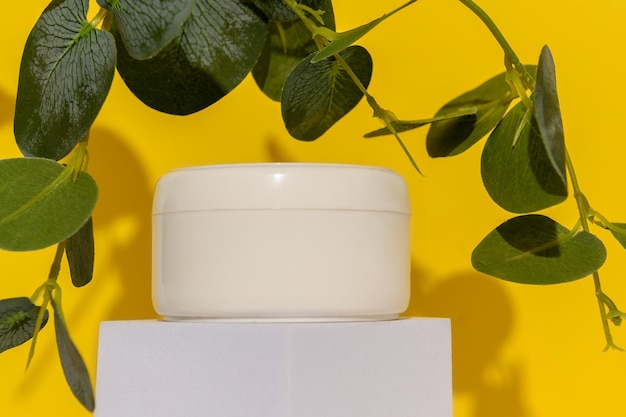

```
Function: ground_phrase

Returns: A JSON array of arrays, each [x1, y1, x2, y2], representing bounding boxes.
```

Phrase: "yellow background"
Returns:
[[1, 0, 626, 415]]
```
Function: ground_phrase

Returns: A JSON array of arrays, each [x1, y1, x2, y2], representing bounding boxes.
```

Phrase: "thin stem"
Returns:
[[334, 53, 423, 174], [565, 150, 618, 349], [27, 241, 67, 370], [457, 0, 533, 88], [283, 0, 319, 33]]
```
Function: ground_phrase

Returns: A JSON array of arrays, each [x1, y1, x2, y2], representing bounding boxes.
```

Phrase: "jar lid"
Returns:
[[153, 163, 410, 214]]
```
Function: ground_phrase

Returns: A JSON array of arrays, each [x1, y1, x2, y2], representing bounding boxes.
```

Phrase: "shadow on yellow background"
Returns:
[[0, 88, 11, 127], [408, 267, 529, 416], [88, 127, 155, 321]]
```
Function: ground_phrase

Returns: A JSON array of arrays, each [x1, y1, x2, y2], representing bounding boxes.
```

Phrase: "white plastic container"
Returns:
[[152, 163, 411, 321]]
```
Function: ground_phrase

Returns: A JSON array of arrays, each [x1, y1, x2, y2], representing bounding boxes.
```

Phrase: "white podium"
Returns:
[[95, 318, 451, 417]]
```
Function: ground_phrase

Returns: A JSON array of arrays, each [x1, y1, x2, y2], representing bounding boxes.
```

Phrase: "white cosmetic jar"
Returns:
[[152, 163, 411, 321]]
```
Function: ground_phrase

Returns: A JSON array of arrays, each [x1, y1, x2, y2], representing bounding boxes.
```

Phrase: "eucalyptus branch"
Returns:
[[283, 0, 423, 173]]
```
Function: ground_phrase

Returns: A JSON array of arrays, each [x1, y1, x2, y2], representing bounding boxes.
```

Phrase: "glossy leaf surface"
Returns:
[[282, 45, 372, 141], [98, 0, 195, 59], [52, 299, 94, 411], [426, 66, 536, 157], [534, 45, 566, 185], [472, 214, 606, 285], [114, 0, 267, 115], [0, 158, 98, 251], [481, 100, 567, 213], [14, 0, 115, 160], [65, 217, 94, 287], [0, 297, 49, 354], [253, 0, 335, 101]]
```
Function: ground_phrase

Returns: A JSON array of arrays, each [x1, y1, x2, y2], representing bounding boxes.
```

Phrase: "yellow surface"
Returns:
[[1, 0, 626, 416]]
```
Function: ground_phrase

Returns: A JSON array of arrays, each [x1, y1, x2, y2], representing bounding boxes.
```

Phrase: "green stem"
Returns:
[[334, 54, 423, 174], [565, 150, 617, 350], [27, 241, 67, 370], [283, 0, 320, 33], [457, 0, 533, 88], [88, 7, 109, 29], [587, 209, 626, 236]]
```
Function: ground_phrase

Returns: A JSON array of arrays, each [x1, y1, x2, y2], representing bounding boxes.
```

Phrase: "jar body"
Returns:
[[151, 163, 411, 321]]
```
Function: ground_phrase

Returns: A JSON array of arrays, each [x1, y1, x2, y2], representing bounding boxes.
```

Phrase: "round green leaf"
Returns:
[[0, 158, 98, 251], [114, 0, 268, 115], [535, 45, 566, 185], [14, 0, 115, 160], [281, 45, 372, 141], [0, 297, 49, 354], [472, 214, 606, 285], [426, 66, 537, 158], [253, 0, 335, 101], [481, 100, 567, 213], [98, 0, 195, 59]]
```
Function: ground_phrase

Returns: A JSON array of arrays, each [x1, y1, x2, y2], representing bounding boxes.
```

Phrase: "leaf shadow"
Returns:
[[406, 264, 531, 417], [88, 126, 155, 320], [497, 214, 560, 258], [0, 88, 13, 128]]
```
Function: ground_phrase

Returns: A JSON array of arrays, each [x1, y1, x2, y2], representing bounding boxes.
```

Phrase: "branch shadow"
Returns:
[[407, 265, 531, 417]]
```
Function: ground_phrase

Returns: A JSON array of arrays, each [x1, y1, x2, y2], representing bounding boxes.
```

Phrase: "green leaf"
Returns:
[[481, 100, 567, 213], [363, 108, 477, 138], [250, 0, 325, 22], [253, 0, 335, 101], [472, 214, 606, 285], [0, 158, 98, 251], [0, 298, 49, 354], [14, 0, 115, 160], [51, 298, 95, 412], [311, 0, 416, 63], [65, 217, 94, 287], [282, 45, 372, 141], [426, 66, 537, 158], [113, 0, 268, 115], [97, 0, 195, 59], [534, 45, 567, 185]]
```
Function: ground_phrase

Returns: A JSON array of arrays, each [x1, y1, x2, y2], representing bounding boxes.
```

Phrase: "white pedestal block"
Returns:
[[95, 318, 451, 417]]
